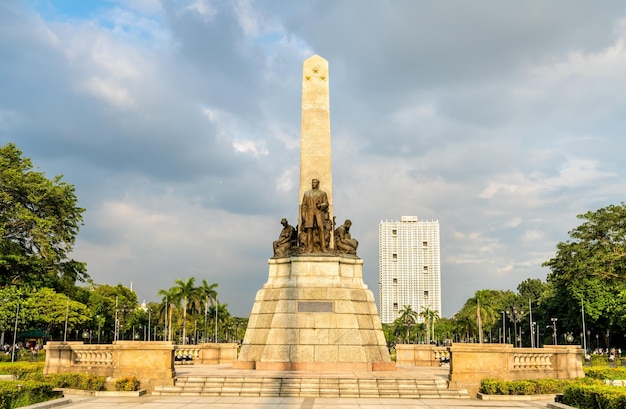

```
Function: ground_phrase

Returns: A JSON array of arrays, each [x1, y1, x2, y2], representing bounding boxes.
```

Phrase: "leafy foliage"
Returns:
[[114, 376, 140, 391], [563, 383, 626, 409], [0, 380, 58, 409], [543, 203, 626, 347], [480, 377, 581, 395], [0, 143, 87, 292]]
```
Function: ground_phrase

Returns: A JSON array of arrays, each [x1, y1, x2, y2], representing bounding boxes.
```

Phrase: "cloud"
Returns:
[[3, 0, 626, 318]]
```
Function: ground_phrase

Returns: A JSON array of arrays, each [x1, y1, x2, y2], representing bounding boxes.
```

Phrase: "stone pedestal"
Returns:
[[237, 255, 394, 371]]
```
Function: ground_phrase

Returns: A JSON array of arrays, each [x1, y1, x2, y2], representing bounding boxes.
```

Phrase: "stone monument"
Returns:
[[236, 55, 394, 371]]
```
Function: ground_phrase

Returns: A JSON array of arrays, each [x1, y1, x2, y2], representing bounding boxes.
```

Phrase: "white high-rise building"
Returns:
[[379, 216, 441, 324]]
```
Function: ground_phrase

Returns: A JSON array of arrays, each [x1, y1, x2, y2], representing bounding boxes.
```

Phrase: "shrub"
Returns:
[[563, 383, 626, 409], [584, 366, 626, 380], [0, 380, 58, 409], [479, 378, 579, 395], [39, 373, 106, 391], [114, 377, 140, 391], [0, 363, 44, 380]]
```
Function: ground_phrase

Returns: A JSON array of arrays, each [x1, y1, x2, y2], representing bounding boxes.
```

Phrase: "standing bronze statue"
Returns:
[[335, 219, 358, 255], [301, 178, 329, 253], [273, 218, 296, 257]]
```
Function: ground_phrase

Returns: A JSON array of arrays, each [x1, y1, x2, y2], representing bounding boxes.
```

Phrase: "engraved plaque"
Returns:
[[297, 301, 333, 313]]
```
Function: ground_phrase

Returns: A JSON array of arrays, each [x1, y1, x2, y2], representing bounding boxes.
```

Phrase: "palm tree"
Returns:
[[209, 303, 230, 342], [172, 277, 196, 345], [472, 290, 499, 343], [420, 306, 439, 344], [197, 280, 218, 342], [398, 305, 418, 343], [156, 287, 177, 342]]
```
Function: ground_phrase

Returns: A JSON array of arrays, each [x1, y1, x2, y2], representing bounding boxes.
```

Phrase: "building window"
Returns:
[[392, 253, 397, 260], [424, 291, 429, 298], [393, 303, 398, 309], [392, 278, 397, 284], [423, 241, 428, 246], [392, 229, 397, 235]]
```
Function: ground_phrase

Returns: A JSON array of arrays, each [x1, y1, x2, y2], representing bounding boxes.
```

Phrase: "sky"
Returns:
[[2, 0, 626, 318]]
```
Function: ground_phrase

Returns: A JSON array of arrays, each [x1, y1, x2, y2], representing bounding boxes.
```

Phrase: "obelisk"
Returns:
[[236, 56, 393, 372], [299, 55, 333, 248]]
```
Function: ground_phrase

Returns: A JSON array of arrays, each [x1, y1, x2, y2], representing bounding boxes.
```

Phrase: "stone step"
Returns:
[[152, 375, 470, 399]]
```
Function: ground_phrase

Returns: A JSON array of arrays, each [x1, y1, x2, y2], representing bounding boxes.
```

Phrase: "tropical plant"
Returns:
[[397, 305, 418, 343]]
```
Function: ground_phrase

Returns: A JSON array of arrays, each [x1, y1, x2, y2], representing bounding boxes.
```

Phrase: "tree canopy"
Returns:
[[0, 143, 87, 291], [543, 203, 626, 342]]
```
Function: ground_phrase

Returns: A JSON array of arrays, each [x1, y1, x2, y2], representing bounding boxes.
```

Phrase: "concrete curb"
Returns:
[[477, 393, 557, 401], [16, 397, 72, 409]]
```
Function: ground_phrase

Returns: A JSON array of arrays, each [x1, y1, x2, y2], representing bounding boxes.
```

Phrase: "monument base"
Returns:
[[237, 255, 394, 371]]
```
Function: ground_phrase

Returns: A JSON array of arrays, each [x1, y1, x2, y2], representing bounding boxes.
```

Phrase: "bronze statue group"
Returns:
[[273, 179, 358, 258]]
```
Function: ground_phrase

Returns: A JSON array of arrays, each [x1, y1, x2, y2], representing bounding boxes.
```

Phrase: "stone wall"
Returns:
[[395, 344, 449, 366], [447, 343, 584, 396], [174, 343, 238, 364], [44, 341, 238, 391]]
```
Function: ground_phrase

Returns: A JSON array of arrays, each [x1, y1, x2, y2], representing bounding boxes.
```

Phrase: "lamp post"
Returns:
[[550, 318, 558, 345], [214, 297, 218, 343], [11, 302, 20, 363], [528, 299, 534, 348], [581, 302, 587, 353], [63, 296, 69, 342], [204, 298, 208, 343], [507, 307, 524, 347], [501, 311, 506, 344], [96, 315, 101, 344], [535, 322, 540, 348]]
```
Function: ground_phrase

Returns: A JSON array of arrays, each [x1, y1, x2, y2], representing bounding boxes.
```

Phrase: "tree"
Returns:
[[198, 280, 218, 342], [543, 203, 626, 346], [420, 307, 439, 344], [0, 143, 87, 291], [0, 286, 22, 345], [172, 277, 196, 345], [209, 303, 230, 342], [25, 287, 90, 339], [397, 305, 418, 343], [157, 287, 177, 342]]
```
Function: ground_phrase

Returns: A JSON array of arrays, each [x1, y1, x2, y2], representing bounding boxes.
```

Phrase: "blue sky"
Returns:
[[2, 0, 626, 318]]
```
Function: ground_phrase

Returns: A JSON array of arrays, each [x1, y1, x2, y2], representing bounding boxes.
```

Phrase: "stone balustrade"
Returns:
[[44, 341, 238, 391], [174, 343, 238, 365], [395, 344, 449, 366], [447, 343, 584, 397], [394, 343, 584, 397]]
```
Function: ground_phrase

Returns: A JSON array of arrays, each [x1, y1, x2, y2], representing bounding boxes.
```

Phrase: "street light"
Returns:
[[580, 301, 587, 353], [501, 311, 506, 344], [550, 318, 558, 345], [507, 307, 524, 347], [11, 302, 20, 363], [214, 297, 219, 343], [96, 315, 101, 344]]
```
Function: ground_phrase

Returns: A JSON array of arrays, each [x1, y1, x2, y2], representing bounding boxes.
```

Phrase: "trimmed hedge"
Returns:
[[562, 383, 626, 409], [479, 378, 582, 395], [0, 363, 44, 380], [584, 366, 626, 381], [0, 380, 59, 409], [24, 373, 106, 391]]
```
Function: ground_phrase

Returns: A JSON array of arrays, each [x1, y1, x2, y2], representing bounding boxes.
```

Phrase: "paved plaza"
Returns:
[[58, 394, 557, 409], [46, 364, 560, 409]]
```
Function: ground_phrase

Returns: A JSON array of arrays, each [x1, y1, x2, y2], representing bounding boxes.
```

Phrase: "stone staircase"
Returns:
[[152, 375, 470, 399]]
